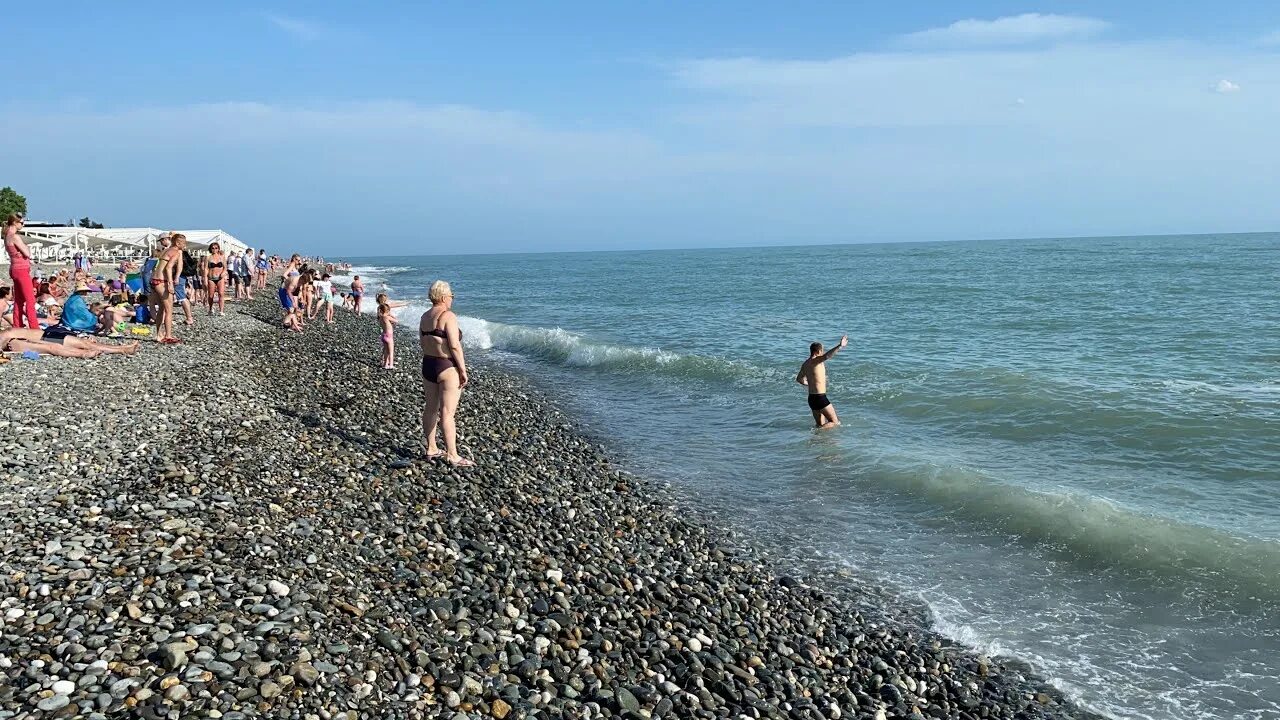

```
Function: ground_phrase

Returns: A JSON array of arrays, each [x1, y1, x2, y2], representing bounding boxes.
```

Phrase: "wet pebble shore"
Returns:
[[0, 293, 1105, 719]]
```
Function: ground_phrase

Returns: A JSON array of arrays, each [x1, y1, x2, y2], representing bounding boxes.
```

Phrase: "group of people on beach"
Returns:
[[1, 213, 290, 356], [2, 213, 141, 358]]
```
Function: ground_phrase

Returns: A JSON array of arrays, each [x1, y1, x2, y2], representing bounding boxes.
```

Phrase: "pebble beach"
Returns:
[[0, 292, 1107, 720]]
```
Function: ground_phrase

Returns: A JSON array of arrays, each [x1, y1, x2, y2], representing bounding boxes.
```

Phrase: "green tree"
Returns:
[[0, 186, 26, 219], [78, 216, 105, 229]]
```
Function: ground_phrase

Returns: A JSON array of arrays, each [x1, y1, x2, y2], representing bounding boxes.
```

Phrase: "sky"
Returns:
[[4, 1, 1280, 255]]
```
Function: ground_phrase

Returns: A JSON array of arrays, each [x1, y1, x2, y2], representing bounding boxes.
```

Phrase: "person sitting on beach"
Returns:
[[796, 334, 849, 429], [378, 301, 396, 370], [351, 275, 365, 313], [0, 327, 139, 358], [58, 281, 100, 333], [419, 280, 473, 467], [0, 286, 11, 329]]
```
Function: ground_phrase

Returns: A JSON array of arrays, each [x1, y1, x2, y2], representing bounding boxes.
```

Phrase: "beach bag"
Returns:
[[134, 305, 150, 323]]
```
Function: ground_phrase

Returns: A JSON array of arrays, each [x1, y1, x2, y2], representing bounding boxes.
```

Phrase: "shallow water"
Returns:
[[339, 233, 1280, 720]]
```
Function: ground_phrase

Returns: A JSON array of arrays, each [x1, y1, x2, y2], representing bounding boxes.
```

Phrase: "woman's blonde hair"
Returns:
[[428, 280, 452, 303], [4, 213, 22, 227]]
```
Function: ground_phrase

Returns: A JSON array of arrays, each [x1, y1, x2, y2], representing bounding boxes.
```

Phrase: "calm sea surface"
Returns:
[[338, 234, 1280, 720]]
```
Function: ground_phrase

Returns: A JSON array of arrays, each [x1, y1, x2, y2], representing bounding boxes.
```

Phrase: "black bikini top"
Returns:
[[208, 262, 224, 269], [421, 312, 461, 339]]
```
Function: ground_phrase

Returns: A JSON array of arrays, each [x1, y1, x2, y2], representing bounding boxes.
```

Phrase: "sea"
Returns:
[[333, 233, 1280, 720]]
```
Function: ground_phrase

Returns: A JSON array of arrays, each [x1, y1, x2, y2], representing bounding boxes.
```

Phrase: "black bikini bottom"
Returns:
[[422, 356, 455, 384]]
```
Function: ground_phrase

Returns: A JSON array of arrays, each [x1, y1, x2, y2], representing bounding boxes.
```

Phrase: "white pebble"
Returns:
[[686, 637, 703, 652], [267, 580, 289, 597], [52, 679, 75, 695]]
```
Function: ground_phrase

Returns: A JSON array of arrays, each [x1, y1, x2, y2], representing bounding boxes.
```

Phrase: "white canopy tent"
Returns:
[[4, 227, 249, 264]]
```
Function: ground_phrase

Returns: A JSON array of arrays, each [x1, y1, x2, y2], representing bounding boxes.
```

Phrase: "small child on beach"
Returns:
[[378, 302, 396, 369]]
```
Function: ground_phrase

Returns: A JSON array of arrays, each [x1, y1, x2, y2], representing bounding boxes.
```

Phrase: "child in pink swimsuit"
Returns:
[[378, 302, 396, 369]]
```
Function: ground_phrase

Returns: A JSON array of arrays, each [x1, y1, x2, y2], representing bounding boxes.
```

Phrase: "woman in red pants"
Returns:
[[4, 214, 39, 329]]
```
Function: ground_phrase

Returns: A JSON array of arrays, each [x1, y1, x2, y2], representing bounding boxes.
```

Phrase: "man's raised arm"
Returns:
[[822, 334, 849, 361]]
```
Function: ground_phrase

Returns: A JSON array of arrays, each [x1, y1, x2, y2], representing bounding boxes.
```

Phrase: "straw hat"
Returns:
[[74, 281, 90, 293]]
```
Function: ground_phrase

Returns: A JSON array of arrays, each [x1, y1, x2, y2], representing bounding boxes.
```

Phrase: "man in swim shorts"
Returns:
[[796, 334, 848, 429]]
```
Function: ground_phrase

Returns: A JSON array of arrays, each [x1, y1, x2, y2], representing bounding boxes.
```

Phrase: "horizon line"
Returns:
[[318, 228, 1279, 261]]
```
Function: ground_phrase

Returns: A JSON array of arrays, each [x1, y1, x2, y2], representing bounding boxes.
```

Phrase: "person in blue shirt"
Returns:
[[59, 282, 100, 333]]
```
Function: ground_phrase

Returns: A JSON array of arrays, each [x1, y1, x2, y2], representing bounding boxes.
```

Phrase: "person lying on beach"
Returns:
[[0, 327, 139, 358], [796, 334, 848, 429]]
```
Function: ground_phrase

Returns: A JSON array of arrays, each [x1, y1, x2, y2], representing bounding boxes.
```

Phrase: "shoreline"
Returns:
[[0, 291, 1107, 719]]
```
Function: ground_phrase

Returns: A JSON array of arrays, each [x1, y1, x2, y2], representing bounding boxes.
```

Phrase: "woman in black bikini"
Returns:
[[202, 242, 228, 316], [419, 280, 473, 467]]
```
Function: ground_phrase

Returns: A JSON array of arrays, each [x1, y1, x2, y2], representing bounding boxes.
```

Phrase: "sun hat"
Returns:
[[74, 281, 90, 292]]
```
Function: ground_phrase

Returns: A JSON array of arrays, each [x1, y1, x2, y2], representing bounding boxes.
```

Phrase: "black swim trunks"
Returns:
[[41, 327, 72, 344], [807, 393, 831, 411]]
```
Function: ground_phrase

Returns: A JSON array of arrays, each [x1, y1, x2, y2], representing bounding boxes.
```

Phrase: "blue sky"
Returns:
[[5, 2, 1280, 255]]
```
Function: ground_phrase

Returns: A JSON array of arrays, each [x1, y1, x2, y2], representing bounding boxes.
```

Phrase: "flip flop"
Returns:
[[424, 451, 446, 460], [447, 457, 476, 468]]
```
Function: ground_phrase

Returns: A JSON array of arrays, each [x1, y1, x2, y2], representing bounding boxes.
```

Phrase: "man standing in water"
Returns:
[[796, 334, 848, 429]]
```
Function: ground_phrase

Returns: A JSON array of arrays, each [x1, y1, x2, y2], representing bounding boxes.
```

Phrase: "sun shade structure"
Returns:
[[5, 227, 249, 263]]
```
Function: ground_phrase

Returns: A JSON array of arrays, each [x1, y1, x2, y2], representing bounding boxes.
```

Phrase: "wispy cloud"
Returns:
[[263, 12, 323, 41], [901, 13, 1109, 47], [1214, 79, 1241, 94]]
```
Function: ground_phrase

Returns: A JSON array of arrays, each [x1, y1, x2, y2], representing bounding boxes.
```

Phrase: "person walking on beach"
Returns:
[[420, 280, 473, 467], [351, 275, 365, 313], [238, 250, 255, 300], [4, 214, 40, 330], [796, 334, 848, 429]]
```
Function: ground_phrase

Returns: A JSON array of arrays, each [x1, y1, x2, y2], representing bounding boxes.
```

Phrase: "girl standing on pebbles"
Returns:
[[419, 280, 473, 467], [378, 301, 396, 369]]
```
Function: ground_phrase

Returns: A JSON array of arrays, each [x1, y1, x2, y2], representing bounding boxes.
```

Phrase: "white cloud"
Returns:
[[263, 13, 323, 41], [670, 43, 1278, 130], [901, 13, 1109, 47], [1214, 79, 1241, 94]]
